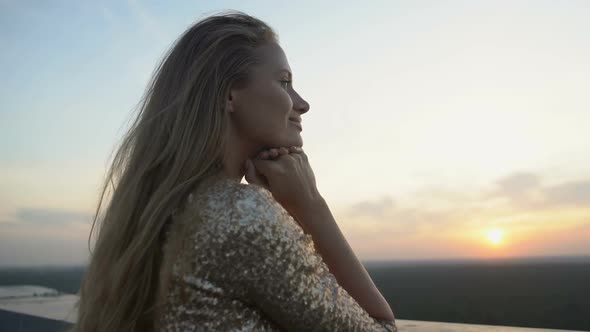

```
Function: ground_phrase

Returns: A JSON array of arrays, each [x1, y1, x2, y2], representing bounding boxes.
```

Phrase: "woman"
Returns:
[[72, 10, 397, 331]]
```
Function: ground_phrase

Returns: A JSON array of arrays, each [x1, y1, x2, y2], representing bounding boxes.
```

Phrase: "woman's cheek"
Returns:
[[282, 89, 294, 110], [272, 83, 293, 112]]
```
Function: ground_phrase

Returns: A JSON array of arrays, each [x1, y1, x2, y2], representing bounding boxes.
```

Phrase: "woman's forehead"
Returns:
[[254, 43, 291, 74]]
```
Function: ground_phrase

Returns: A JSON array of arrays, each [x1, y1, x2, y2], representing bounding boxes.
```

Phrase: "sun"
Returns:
[[487, 228, 503, 244]]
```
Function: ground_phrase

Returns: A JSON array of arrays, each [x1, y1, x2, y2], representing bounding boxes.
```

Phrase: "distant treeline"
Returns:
[[1, 261, 589, 330], [368, 261, 590, 331]]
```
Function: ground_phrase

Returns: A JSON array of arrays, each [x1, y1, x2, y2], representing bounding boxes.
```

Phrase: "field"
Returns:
[[366, 256, 590, 330], [1, 256, 589, 331]]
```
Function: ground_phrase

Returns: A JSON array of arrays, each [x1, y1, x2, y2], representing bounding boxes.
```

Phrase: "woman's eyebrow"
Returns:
[[276, 69, 292, 79]]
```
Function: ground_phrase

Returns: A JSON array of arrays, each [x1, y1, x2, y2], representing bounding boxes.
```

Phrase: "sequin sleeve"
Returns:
[[212, 183, 397, 332]]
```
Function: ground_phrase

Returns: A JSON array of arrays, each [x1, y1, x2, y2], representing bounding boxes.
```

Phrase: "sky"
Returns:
[[1, 0, 589, 266]]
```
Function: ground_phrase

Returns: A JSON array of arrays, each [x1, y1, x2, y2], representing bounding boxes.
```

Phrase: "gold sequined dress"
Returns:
[[157, 174, 397, 331]]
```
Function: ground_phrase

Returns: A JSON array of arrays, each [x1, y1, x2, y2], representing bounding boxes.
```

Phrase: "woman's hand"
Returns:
[[243, 146, 292, 191], [244, 146, 323, 229]]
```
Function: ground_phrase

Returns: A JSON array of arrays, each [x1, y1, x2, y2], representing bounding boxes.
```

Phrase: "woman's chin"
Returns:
[[289, 134, 303, 147], [276, 135, 302, 148]]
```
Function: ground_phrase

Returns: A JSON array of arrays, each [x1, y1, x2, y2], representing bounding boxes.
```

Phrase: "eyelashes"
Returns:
[[279, 80, 292, 89]]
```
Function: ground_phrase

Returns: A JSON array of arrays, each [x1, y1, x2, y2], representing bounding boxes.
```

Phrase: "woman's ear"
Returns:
[[227, 78, 249, 113], [226, 90, 236, 113]]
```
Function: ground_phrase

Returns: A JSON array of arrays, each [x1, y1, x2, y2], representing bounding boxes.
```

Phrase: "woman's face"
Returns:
[[228, 42, 310, 151]]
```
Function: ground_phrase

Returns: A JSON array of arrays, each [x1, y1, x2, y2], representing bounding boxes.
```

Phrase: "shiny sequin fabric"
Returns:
[[157, 174, 397, 331]]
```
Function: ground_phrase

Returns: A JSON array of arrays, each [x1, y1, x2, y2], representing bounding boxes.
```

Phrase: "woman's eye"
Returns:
[[279, 80, 292, 88]]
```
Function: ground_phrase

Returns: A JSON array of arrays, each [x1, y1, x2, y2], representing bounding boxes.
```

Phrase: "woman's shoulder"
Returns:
[[192, 176, 273, 207], [179, 176, 281, 228], [195, 178, 308, 244]]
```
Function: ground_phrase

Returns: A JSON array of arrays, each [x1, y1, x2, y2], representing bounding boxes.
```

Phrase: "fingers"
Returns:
[[251, 157, 285, 176], [244, 159, 269, 189], [278, 147, 289, 155], [257, 146, 303, 160], [269, 149, 279, 158], [258, 150, 270, 160]]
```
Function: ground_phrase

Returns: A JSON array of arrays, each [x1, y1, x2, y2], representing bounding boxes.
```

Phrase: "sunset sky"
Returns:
[[1, 0, 589, 266]]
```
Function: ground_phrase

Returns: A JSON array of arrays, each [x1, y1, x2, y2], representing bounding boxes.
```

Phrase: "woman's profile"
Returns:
[[71, 10, 397, 331]]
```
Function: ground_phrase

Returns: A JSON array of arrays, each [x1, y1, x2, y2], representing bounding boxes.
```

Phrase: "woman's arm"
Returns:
[[246, 147, 395, 324], [292, 197, 395, 322], [216, 184, 396, 331]]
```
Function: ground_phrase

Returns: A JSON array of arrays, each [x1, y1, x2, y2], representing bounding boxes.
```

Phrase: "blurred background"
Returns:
[[1, 1, 589, 330]]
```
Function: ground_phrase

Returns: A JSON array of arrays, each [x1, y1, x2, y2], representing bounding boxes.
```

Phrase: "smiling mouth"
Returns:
[[289, 120, 302, 131]]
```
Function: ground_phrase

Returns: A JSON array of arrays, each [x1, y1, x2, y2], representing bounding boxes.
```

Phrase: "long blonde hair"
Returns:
[[70, 10, 277, 331]]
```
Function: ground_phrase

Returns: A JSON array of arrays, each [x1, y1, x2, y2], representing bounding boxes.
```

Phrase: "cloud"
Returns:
[[336, 172, 590, 260], [340, 195, 467, 238], [15, 207, 92, 225], [484, 171, 590, 209], [348, 195, 395, 218], [544, 180, 590, 206], [0, 235, 90, 266], [494, 172, 542, 195], [338, 171, 590, 239]]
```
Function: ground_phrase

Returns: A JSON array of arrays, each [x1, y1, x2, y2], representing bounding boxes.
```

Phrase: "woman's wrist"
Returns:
[[291, 195, 328, 232], [299, 200, 395, 321]]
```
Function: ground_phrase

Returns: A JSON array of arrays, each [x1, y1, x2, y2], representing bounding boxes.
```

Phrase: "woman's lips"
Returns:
[[289, 120, 302, 131]]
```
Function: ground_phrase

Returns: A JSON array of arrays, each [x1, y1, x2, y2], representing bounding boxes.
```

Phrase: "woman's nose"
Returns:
[[294, 96, 310, 115]]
